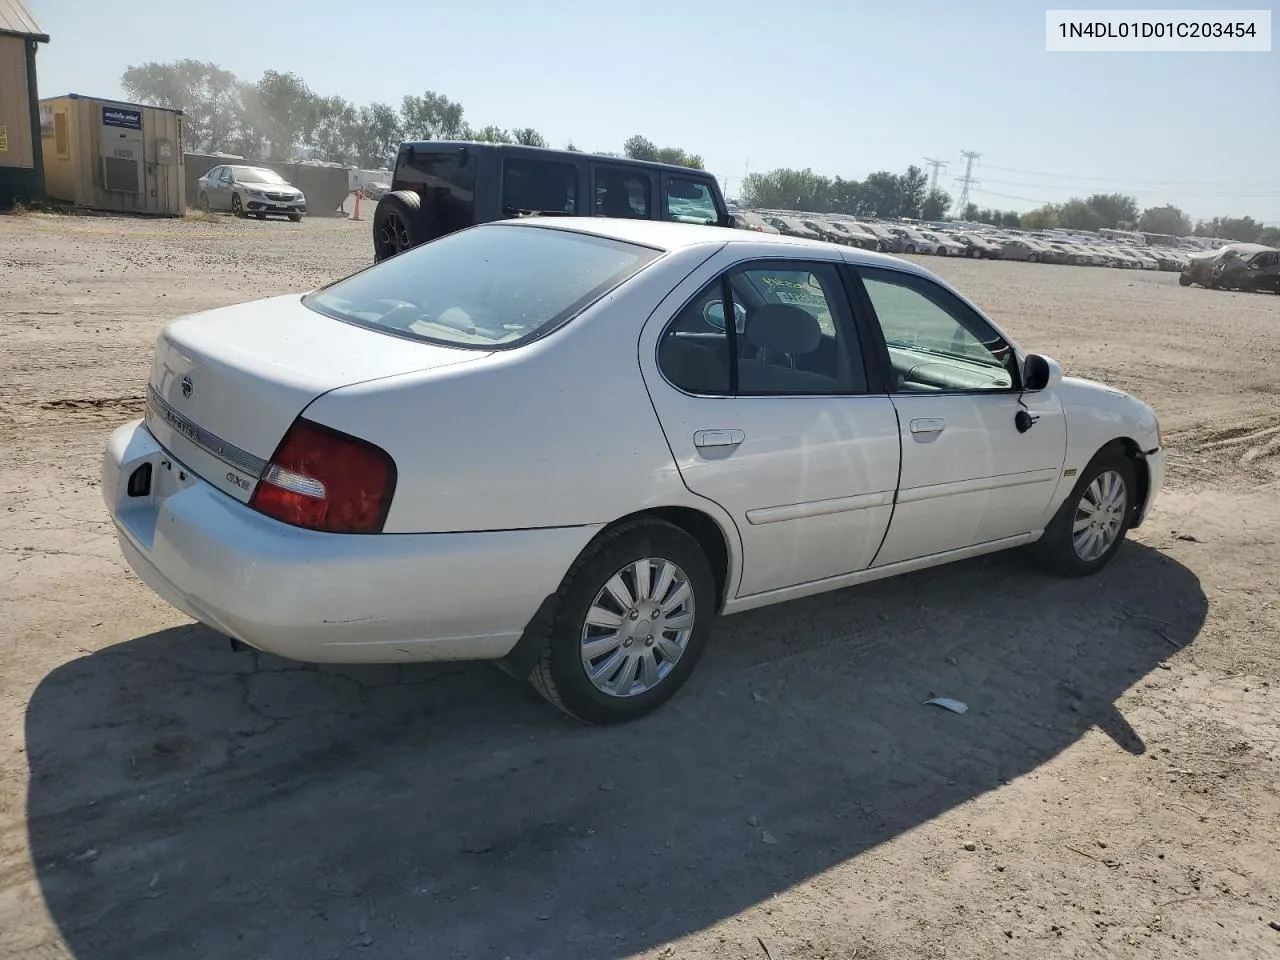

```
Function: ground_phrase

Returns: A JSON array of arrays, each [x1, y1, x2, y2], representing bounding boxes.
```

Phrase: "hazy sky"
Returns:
[[28, 0, 1279, 223]]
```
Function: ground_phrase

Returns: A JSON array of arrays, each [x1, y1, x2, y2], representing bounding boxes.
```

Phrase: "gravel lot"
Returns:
[[1, 212, 1278, 960]]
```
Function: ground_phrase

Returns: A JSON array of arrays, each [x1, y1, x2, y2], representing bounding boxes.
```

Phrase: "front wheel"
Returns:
[[231, 194, 246, 218], [969, 247, 982, 259], [530, 519, 716, 724], [1178, 274, 1192, 286], [1030, 449, 1136, 577], [904, 245, 916, 255], [288, 213, 303, 222], [936, 246, 948, 256]]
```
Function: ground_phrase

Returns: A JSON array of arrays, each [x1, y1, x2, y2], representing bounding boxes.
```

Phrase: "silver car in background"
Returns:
[[196, 165, 308, 222]]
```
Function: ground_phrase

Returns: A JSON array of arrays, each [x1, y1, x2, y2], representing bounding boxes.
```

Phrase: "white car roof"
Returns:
[[501, 217, 925, 273]]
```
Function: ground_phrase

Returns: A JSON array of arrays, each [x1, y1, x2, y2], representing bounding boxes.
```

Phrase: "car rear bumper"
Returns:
[[103, 420, 600, 664]]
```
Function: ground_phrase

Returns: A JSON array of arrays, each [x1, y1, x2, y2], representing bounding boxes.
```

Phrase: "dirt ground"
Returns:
[[1, 211, 1278, 960]]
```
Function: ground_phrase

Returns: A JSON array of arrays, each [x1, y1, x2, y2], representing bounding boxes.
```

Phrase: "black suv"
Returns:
[[371, 141, 733, 262]]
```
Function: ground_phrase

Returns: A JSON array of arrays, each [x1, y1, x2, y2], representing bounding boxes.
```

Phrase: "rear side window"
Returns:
[[665, 178, 719, 225], [502, 158, 579, 216], [303, 224, 660, 350]]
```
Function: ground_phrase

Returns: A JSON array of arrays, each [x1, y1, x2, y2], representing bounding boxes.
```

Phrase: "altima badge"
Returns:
[[180, 375, 193, 399]]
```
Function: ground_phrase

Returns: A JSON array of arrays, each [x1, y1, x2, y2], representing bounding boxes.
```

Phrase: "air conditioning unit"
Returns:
[[102, 155, 140, 193]]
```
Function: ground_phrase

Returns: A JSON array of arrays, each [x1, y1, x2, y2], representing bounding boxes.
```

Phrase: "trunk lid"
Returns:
[[145, 293, 488, 502]]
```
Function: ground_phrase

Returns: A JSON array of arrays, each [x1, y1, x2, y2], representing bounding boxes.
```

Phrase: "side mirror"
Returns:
[[1023, 353, 1062, 391]]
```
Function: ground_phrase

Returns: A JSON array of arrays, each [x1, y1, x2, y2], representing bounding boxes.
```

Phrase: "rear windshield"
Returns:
[[302, 224, 661, 349]]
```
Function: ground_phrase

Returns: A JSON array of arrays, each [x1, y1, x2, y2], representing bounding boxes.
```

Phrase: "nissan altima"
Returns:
[[103, 219, 1164, 723]]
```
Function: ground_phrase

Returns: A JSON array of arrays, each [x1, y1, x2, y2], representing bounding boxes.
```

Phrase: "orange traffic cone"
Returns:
[[350, 191, 363, 221]]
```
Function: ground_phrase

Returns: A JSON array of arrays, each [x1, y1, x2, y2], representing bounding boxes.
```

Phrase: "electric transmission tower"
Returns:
[[951, 150, 982, 218], [923, 157, 948, 195]]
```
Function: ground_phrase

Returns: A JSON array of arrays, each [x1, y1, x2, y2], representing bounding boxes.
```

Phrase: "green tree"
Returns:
[[1085, 193, 1139, 229], [899, 165, 928, 219], [352, 102, 403, 169], [961, 202, 980, 221], [121, 59, 240, 152], [1259, 227, 1280, 247], [1021, 205, 1061, 229], [307, 96, 358, 164], [740, 168, 833, 211], [512, 127, 547, 147], [921, 189, 952, 221], [255, 70, 316, 159], [859, 171, 903, 218], [1195, 215, 1264, 242], [467, 124, 513, 143], [400, 91, 466, 141], [1137, 204, 1192, 236], [623, 134, 703, 169], [1057, 198, 1103, 230], [1001, 211, 1022, 228]]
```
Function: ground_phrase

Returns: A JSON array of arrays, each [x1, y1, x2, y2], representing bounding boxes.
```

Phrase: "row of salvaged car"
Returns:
[[734, 210, 1195, 272]]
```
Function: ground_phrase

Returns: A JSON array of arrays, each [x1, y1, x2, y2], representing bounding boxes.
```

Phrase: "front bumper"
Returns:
[[245, 195, 307, 215], [1136, 446, 1165, 527], [102, 420, 599, 663]]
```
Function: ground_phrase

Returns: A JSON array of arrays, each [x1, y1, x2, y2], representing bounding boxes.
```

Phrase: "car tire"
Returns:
[[231, 194, 246, 218], [905, 245, 916, 255], [937, 246, 948, 256], [372, 191, 427, 263], [289, 214, 303, 222], [1029, 446, 1137, 578], [969, 247, 982, 259], [529, 518, 716, 724], [198, 192, 210, 213], [1178, 274, 1192, 286], [1029, 253, 1040, 263], [254, 212, 266, 220]]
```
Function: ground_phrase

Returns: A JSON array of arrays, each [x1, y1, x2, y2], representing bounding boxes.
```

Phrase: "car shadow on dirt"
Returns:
[[25, 541, 1205, 959]]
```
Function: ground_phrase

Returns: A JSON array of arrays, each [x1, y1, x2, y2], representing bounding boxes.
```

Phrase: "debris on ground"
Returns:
[[924, 697, 968, 714]]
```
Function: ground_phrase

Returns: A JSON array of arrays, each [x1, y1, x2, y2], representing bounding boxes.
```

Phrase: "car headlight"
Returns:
[[248, 189, 266, 198]]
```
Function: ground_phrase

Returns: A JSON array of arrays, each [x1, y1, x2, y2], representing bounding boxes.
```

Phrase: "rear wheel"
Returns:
[[1030, 448, 1136, 577], [529, 519, 716, 724], [1029, 253, 1040, 263], [372, 191, 427, 262], [198, 192, 210, 213], [1178, 273, 1192, 286], [969, 247, 982, 259], [904, 245, 916, 255]]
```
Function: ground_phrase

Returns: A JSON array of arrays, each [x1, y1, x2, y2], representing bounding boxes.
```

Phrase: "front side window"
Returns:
[[665, 178, 719, 225], [304, 224, 659, 349], [657, 261, 867, 396], [502, 158, 578, 216], [857, 268, 1017, 393]]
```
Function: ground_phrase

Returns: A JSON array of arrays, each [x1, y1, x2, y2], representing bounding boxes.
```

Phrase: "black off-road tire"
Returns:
[[529, 518, 716, 724], [1029, 446, 1137, 578], [372, 191, 427, 262]]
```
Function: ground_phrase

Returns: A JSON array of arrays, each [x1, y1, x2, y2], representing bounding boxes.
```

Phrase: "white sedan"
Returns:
[[103, 219, 1165, 724]]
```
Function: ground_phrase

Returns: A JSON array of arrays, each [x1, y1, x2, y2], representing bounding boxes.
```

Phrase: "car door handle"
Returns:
[[909, 418, 946, 436], [694, 429, 745, 449]]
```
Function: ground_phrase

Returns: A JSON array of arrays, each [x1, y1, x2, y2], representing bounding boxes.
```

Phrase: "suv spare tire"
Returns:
[[372, 191, 428, 263]]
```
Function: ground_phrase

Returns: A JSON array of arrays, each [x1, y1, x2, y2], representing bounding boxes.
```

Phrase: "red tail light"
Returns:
[[249, 419, 396, 533]]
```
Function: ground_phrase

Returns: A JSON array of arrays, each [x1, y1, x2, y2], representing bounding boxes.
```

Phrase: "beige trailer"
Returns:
[[40, 94, 184, 215]]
